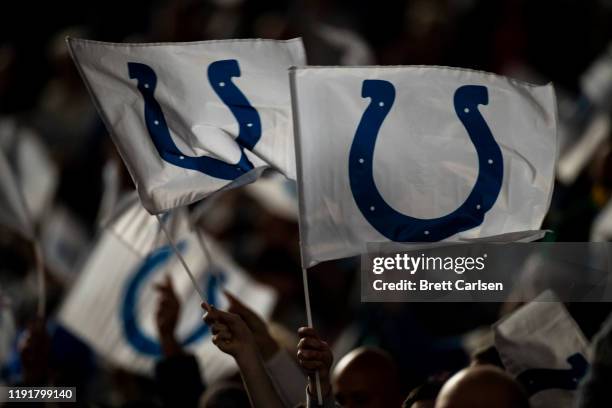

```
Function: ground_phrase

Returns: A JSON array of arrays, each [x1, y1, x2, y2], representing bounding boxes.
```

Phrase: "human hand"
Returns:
[[154, 275, 181, 356], [202, 303, 258, 363], [297, 327, 333, 397], [225, 290, 280, 361]]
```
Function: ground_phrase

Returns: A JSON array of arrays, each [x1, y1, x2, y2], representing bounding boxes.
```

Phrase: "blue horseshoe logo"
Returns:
[[516, 353, 589, 396], [349, 80, 503, 242], [128, 59, 262, 180], [120, 241, 223, 356]]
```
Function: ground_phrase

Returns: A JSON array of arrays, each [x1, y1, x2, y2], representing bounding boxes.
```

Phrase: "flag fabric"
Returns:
[[591, 201, 612, 242], [0, 295, 16, 385], [58, 196, 277, 383], [0, 120, 58, 222], [290, 66, 557, 267], [494, 291, 590, 408], [0, 149, 34, 240], [67, 37, 306, 214]]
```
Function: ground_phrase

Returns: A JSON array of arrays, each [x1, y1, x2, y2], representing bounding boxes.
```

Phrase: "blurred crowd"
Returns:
[[1, 0, 612, 407]]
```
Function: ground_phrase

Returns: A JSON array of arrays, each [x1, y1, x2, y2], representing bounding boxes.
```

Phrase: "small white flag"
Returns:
[[494, 291, 590, 408], [68, 37, 306, 214], [290, 66, 557, 266], [58, 197, 276, 382]]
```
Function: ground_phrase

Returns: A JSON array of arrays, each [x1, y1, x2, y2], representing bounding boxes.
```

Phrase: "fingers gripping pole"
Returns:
[[302, 267, 323, 405], [156, 214, 206, 302]]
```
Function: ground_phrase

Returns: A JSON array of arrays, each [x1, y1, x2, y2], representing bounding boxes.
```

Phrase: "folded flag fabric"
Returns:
[[68, 37, 306, 214], [58, 196, 276, 382], [494, 291, 590, 408], [290, 66, 557, 267]]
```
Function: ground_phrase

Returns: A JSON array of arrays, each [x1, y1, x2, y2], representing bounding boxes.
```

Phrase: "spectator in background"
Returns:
[[331, 346, 404, 408], [402, 379, 444, 408], [434, 365, 529, 408]]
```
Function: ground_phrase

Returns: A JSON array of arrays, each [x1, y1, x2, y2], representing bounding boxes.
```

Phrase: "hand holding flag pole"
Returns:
[[302, 266, 324, 405]]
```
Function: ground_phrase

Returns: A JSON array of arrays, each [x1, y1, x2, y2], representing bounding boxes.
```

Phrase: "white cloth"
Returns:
[[494, 291, 590, 408], [58, 198, 277, 383], [68, 37, 305, 214], [290, 66, 557, 266]]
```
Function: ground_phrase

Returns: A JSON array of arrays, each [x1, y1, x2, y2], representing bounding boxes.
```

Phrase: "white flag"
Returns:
[[494, 291, 590, 408], [68, 37, 306, 214], [58, 197, 276, 383], [0, 149, 34, 240], [290, 67, 557, 266]]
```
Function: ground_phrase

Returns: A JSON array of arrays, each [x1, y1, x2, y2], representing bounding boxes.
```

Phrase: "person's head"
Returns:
[[199, 382, 250, 408], [402, 380, 443, 408], [332, 347, 403, 408], [435, 366, 529, 408]]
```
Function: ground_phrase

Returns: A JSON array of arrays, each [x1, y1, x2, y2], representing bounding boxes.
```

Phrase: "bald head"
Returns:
[[332, 347, 402, 408], [435, 366, 529, 408]]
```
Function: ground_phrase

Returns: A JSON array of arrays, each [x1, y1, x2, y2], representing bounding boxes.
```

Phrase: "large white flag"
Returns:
[[68, 38, 305, 214], [58, 197, 276, 382], [494, 291, 590, 408], [290, 67, 557, 266]]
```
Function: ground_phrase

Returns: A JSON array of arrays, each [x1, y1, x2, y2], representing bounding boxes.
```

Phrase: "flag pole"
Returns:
[[33, 241, 45, 318], [194, 227, 224, 284], [156, 213, 206, 302], [290, 68, 324, 405]]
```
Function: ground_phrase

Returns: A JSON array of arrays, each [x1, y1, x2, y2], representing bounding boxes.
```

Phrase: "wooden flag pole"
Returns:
[[156, 214, 206, 302], [33, 241, 45, 318]]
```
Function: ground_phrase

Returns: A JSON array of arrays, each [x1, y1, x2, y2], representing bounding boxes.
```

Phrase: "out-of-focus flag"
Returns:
[[494, 291, 590, 408], [67, 38, 305, 214], [0, 294, 15, 385], [58, 197, 276, 382], [290, 67, 557, 266], [0, 120, 58, 222], [591, 201, 612, 242], [0, 149, 34, 239]]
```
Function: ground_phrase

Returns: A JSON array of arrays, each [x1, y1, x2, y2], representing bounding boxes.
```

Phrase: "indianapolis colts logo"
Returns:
[[128, 59, 261, 179], [121, 241, 222, 356], [349, 80, 503, 242], [516, 353, 589, 396]]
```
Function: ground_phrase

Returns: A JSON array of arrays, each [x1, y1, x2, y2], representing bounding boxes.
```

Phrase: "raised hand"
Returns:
[[202, 302, 285, 408], [297, 327, 333, 398], [224, 290, 280, 360], [154, 275, 181, 356], [202, 303, 257, 360]]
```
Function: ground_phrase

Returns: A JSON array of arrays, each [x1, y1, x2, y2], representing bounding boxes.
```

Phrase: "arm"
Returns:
[[225, 291, 306, 407], [203, 303, 286, 408], [154, 276, 204, 408]]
